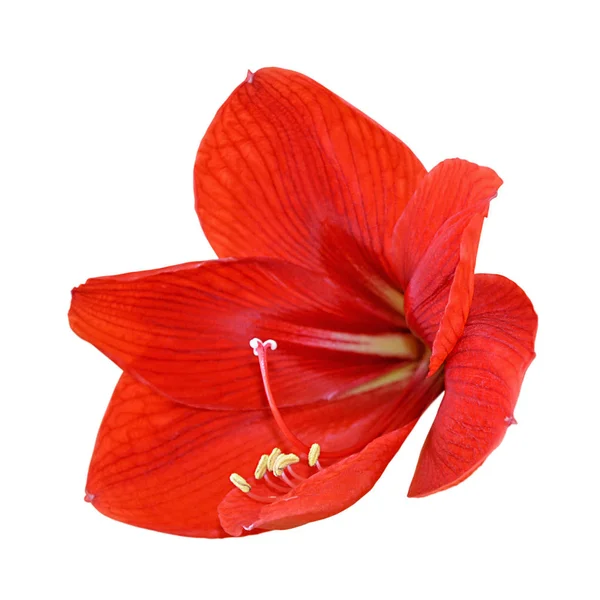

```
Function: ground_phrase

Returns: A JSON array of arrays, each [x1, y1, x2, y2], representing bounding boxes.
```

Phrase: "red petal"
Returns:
[[86, 372, 423, 537], [408, 274, 537, 498], [69, 259, 416, 410], [219, 425, 416, 536], [389, 158, 503, 290], [319, 223, 409, 325], [219, 368, 444, 535], [405, 207, 486, 375], [194, 67, 426, 270]]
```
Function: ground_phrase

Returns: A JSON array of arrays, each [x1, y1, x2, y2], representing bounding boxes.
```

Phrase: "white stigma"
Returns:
[[249, 337, 278, 356]]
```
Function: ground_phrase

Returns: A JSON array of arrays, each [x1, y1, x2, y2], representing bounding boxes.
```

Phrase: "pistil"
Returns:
[[250, 338, 311, 456]]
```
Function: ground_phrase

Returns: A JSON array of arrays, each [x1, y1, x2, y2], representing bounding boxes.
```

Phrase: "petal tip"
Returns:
[[245, 69, 254, 84], [406, 476, 438, 499], [406, 475, 455, 499], [70, 282, 90, 300], [427, 356, 443, 378]]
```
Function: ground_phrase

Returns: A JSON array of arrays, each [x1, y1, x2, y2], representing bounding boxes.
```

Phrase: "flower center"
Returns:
[[229, 337, 433, 503]]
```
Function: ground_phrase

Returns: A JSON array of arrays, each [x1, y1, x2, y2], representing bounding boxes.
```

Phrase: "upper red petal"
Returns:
[[194, 67, 426, 270], [408, 274, 537, 498], [69, 259, 409, 410], [389, 158, 502, 289], [86, 372, 424, 537]]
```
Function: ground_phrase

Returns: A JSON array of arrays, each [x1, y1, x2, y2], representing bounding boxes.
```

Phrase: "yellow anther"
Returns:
[[267, 447, 282, 472], [229, 473, 251, 493], [308, 443, 321, 467], [272, 453, 300, 477], [254, 454, 269, 480]]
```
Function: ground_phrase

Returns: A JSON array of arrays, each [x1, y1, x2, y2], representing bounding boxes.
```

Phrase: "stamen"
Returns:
[[229, 473, 251, 493], [280, 472, 297, 488], [254, 454, 269, 479], [263, 472, 290, 493], [267, 447, 282, 472], [287, 465, 308, 481], [247, 491, 278, 504], [308, 443, 321, 467], [272, 453, 300, 477]]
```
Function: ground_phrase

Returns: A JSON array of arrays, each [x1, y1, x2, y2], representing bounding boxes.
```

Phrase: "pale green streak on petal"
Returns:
[[365, 274, 405, 314], [289, 328, 420, 359], [377, 282, 405, 315], [339, 363, 418, 398], [353, 272, 406, 315]]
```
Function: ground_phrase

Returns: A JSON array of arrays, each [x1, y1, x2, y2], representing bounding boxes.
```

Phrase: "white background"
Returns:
[[2, 1, 598, 598]]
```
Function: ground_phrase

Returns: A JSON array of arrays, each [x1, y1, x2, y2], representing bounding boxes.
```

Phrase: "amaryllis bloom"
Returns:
[[69, 67, 537, 538]]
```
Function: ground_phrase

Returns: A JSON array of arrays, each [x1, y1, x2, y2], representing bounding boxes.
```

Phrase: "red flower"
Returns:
[[69, 68, 537, 538]]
